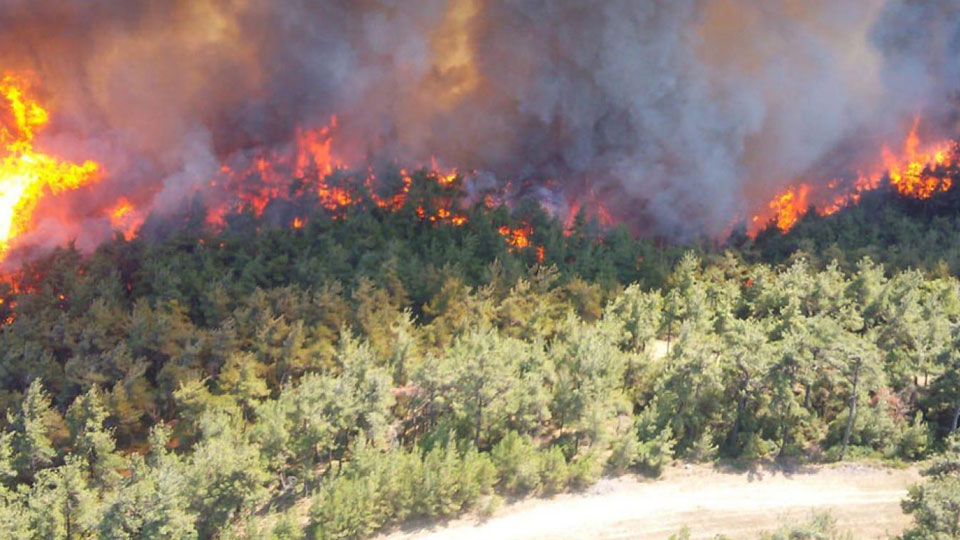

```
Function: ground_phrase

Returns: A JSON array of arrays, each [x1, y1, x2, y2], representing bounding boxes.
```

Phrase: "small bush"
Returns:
[[567, 451, 603, 490], [491, 431, 542, 495], [540, 445, 570, 494], [607, 429, 641, 473], [270, 511, 304, 540], [636, 426, 675, 477], [894, 413, 929, 460]]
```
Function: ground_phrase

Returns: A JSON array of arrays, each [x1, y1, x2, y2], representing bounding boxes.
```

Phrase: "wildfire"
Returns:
[[497, 222, 546, 262], [295, 117, 340, 180], [498, 223, 532, 249], [0, 73, 100, 258], [563, 196, 615, 236], [885, 123, 954, 198], [107, 197, 143, 241], [0, 74, 573, 276], [768, 184, 810, 232], [753, 121, 958, 235]]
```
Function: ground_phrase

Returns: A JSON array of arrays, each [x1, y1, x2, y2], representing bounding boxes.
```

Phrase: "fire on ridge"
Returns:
[[0, 73, 554, 271], [3, 71, 957, 271], [752, 121, 959, 236]]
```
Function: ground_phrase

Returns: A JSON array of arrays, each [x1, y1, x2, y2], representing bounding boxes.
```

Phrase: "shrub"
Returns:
[[636, 426, 675, 477], [490, 431, 542, 495], [894, 413, 930, 460], [540, 445, 570, 494], [567, 451, 603, 490]]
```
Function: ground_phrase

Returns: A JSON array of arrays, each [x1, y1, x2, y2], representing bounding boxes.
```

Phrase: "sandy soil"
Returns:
[[379, 463, 919, 540]]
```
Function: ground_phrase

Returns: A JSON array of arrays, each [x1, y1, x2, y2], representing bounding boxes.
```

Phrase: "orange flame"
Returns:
[[770, 184, 810, 232], [0, 73, 101, 258], [106, 197, 143, 241], [499, 223, 533, 250], [885, 121, 954, 198], [753, 120, 958, 236], [295, 116, 339, 179]]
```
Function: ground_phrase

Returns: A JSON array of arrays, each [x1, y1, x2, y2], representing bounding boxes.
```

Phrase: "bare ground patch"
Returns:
[[379, 463, 919, 540]]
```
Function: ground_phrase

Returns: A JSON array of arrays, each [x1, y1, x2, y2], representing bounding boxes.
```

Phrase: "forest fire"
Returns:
[[499, 224, 533, 250], [204, 118, 473, 232], [0, 66, 957, 270], [0, 74, 100, 257], [0, 70, 483, 273], [752, 123, 959, 236], [498, 222, 544, 262], [6, 6, 960, 537], [759, 184, 811, 233], [106, 197, 143, 241]]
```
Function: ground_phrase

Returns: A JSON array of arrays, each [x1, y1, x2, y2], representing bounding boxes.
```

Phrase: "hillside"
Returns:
[[0, 178, 959, 538], [747, 181, 960, 274]]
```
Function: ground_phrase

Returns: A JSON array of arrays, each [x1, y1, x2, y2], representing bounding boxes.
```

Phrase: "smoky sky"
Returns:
[[0, 0, 958, 248]]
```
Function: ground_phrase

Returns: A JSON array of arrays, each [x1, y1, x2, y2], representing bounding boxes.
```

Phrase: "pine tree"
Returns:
[[187, 411, 270, 539], [66, 387, 123, 487], [901, 435, 960, 539], [98, 426, 198, 540], [9, 379, 61, 482]]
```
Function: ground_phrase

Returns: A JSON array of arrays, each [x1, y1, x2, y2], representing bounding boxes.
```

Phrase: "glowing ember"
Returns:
[[0, 73, 101, 258]]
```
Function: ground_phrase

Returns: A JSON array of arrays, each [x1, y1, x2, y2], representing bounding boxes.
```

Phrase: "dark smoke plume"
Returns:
[[0, 0, 958, 249]]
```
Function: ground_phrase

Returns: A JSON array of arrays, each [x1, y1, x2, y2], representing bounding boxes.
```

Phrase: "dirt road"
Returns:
[[380, 463, 919, 540]]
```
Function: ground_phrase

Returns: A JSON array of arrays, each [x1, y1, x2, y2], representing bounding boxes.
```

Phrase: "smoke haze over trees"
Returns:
[[0, 0, 958, 248]]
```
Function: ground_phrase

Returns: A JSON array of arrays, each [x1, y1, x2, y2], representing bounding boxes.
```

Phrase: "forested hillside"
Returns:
[[1, 171, 959, 539], [748, 183, 960, 274]]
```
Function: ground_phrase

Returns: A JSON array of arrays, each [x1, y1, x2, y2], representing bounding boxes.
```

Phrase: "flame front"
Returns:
[[885, 121, 954, 199], [753, 121, 958, 236], [0, 74, 100, 258]]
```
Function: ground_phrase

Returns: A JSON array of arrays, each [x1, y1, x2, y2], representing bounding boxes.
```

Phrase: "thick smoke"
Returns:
[[0, 0, 958, 248]]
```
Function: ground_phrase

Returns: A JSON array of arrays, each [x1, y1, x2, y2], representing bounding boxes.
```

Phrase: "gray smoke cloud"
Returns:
[[0, 0, 958, 251]]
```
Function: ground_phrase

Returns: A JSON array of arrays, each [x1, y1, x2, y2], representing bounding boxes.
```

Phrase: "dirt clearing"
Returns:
[[380, 463, 919, 540]]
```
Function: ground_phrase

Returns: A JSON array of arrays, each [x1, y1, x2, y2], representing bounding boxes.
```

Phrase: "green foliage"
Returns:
[[9, 379, 62, 482], [187, 411, 271, 539], [268, 511, 305, 540], [607, 423, 643, 474], [0, 180, 958, 538], [566, 451, 603, 490], [66, 387, 124, 487], [539, 445, 570, 495], [896, 413, 931, 461], [901, 435, 960, 540], [635, 415, 676, 477], [309, 441, 495, 540], [490, 431, 542, 495]]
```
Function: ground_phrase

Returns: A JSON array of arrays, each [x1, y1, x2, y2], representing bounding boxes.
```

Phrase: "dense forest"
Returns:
[[1, 170, 960, 539], [748, 182, 960, 275]]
